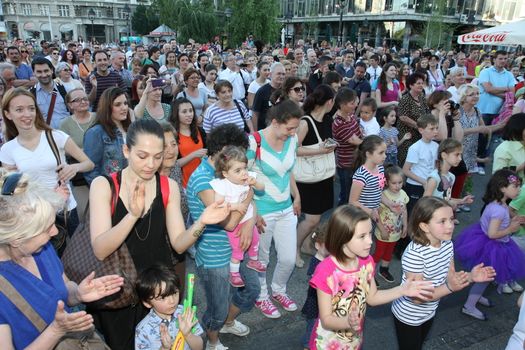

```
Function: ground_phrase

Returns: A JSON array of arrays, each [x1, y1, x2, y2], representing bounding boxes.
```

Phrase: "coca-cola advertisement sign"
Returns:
[[460, 31, 510, 43]]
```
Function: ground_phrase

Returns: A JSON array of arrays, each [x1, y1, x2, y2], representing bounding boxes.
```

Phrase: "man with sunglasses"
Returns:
[[45, 47, 61, 69], [6, 46, 36, 88]]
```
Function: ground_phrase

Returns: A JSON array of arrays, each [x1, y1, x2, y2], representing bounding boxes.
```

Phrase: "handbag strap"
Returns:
[[301, 115, 323, 144], [45, 130, 61, 167], [46, 91, 58, 126], [0, 275, 47, 332]]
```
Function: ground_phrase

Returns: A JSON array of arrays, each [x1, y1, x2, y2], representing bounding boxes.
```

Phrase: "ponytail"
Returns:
[[353, 135, 384, 171]]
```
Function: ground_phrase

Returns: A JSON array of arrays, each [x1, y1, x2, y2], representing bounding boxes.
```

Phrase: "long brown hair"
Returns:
[[2, 88, 52, 141], [94, 87, 131, 139]]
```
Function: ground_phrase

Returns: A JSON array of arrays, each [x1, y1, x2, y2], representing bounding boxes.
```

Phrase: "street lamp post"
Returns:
[[284, 12, 292, 45], [337, 0, 346, 47], [224, 7, 232, 48], [88, 8, 95, 44], [123, 4, 131, 44]]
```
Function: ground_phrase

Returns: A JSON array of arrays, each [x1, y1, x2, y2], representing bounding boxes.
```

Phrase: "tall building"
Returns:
[[279, 0, 524, 48], [2, 0, 149, 43]]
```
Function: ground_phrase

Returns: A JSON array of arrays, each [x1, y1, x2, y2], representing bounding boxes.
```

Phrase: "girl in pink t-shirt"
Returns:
[[309, 205, 434, 350]]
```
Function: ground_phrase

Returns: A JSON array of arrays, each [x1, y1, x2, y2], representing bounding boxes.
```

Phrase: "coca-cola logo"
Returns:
[[460, 31, 510, 43]]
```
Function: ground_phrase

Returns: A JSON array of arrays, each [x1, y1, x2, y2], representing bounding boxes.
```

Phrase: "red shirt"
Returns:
[[332, 113, 362, 168]]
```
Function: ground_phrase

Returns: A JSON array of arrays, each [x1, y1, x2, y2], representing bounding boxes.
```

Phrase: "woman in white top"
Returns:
[[198, 64, 218, 104], [247, 61, 271, 110], [427, 55, 444, 91], [55, 62, 84, 92], [0, 88, 94, 237]]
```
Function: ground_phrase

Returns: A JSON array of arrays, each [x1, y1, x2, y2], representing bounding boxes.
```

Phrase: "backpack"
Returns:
[[29, 82, 70, 114]]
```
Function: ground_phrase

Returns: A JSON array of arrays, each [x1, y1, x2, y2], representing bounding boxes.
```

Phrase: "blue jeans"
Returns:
[[196, 256, 260, 331], [336, 167, 354, 206]]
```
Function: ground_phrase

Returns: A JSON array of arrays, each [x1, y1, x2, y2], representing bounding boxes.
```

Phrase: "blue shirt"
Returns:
[[186, 157, 231, 268], [0, 243, 69, 350], [83, 124, 128, 185], [15, 63, 33, 80], [135, 306, 203, 350], [477, 66, 515, 114], [35, 82, 70, 128]]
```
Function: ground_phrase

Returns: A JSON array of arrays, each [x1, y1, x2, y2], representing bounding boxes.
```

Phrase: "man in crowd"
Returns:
[[6, 46, 36, 88], [85, 50, 126, 111], [366, 54, 382, 82], [218, 54, 250, 102], [252, 62, 286, 130], [347, 61, 371, 114], [30, 57, 69, 129], [308, 55, 333, 94], [157, 43, 172, 67], [110, 51, 133, 91], [149, 46, 161, 70], [294, 48, 310, 83], [336, 51, 355, 84], [0, 62, 17, 90], [306, 49, 318, 75]]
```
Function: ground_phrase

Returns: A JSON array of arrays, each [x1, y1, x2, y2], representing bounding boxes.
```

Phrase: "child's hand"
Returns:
[[462, 195, 474, 205], [509, 216, 523, 233], [178, 308, 198, 337], [247, 176, 257, 186], [402, 278, 434, 300], [347, 303, 361, 333], [160, 323, 173, 350], [447, 270, 470, 292], [403, 132, 412, 141], [470, 263, 496, 283], [371, 208, 379, 221]]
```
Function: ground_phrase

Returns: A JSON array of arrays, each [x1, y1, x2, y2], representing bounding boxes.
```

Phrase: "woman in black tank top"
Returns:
[[87, 119, 230, 350]]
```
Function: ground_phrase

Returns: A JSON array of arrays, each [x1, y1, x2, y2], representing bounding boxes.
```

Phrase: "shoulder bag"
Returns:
[[293, 115, 336, 183], [0, 275, 110, 349]]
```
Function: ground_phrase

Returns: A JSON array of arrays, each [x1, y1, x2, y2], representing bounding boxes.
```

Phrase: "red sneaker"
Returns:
[[255, 298, 281, 319], [246, 259, 266, 272], [229, 272, 245, 287], [272, 293, 297, 311]]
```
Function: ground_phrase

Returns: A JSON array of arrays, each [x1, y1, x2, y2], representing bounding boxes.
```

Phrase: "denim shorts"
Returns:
[[196, 257, 260, 331]]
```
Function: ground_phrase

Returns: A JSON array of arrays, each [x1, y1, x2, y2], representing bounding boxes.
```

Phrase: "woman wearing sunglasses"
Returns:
[[0, 170, 125, 350], [269, 77, 305, 107], [55, 62, 84, 93], [0, 88, 94, 239]]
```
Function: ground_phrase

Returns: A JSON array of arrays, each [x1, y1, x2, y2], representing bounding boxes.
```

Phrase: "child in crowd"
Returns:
[[310, 205, 434, 349], [349, 135, 386, 221], [456, 170, 525, 320], [373, 166, 409, 283], [505, 292, 525, 350], [332, 88, 363, 205], [210, 145, 266, 287], [300, 223, 329, 350], [392, 197, 496, 349], [359, 98, 380, 137], [135, 265, 204, 350], [424, 138, 474, 208], [378, 107, 411, 166], [402, 114, 439, 215]]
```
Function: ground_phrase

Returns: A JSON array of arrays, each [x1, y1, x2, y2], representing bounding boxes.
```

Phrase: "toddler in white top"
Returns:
[[210, 145, 266, 287], [359, 97, 380, 136]]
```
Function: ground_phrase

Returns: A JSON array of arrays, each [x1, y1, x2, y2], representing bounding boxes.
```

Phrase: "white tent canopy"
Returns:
[[458, 19, 525, 45]]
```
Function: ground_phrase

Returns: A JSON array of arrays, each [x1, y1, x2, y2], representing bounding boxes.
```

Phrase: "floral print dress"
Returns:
[[310, 255, 375, 350], [459, 107, 481, 172]]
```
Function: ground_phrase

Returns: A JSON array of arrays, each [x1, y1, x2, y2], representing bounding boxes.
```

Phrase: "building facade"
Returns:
[[279, 0, 524, 48], [2, 0, 149, 43]]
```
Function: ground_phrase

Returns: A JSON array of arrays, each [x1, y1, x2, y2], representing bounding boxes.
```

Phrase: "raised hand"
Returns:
[[470, 263, 496, 283], [200, 199, 231, 225], [447, 270, 470, 292], [77, 271, 124, 303], [50, 300, 94, 336], [178, 307, 198, 337], [128, 179, 145, 218], [160, 323, 173, 350]]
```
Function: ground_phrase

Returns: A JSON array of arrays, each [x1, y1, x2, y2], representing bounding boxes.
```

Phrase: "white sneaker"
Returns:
[[206, 341, 229, 350], [468, 167, 479, 174], [510, 281, 524, 292], [498, 283, 513, 294], [478, 167, 486, 175], [219, 319, 250, 336]]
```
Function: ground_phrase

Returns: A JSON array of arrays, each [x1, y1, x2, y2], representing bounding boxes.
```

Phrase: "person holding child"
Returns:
[[186, 124, 261, 350], [378, 107, 411, 166], [210, 146, 266, 287]]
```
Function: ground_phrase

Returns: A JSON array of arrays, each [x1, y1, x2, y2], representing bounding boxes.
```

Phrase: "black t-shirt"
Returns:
[[252, 84, 276, 130], [348, 78, 371, 98]]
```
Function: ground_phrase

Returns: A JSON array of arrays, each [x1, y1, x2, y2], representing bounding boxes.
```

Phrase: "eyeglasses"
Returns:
[[62, 69, 71, 72], [52, 52, 59, 55], [1, 173, 23, 196], [292, 86, 305, 93], [71, 97, 89, 103]]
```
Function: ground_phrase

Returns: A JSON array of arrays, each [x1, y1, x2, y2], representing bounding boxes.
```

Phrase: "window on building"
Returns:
[[21, 4, 32, 16], [58, 5, 70, 17], [39, 4, 50, 16], [297, 0, 306, 16], [384, 0, 393, 11], [5, 3, 16, 15], [365, 0, 372, 12]]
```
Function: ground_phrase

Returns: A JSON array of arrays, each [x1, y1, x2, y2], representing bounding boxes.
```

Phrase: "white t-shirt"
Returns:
[[247, 79, 269, 95], [210, 171, 257, 223], [405, 139, 439, 186], [360, 118, 380, 137], [0, 130, 77, 210], [447, 86, 460, 104]]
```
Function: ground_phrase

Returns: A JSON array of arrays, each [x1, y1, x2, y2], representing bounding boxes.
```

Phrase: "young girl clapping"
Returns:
[[456, 169, 525, 320], [392, 197, 496, 349], [310, 205, 434, 349]]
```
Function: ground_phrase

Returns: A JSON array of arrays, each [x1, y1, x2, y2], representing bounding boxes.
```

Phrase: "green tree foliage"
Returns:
[[131, 4, 160, 35], [227, 0, 280, 46], [153, 0, 219, 43], [419, 0, 456, 49]]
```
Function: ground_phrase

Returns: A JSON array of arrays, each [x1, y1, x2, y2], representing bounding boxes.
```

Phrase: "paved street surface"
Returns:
[[189, 163, 523, 350]]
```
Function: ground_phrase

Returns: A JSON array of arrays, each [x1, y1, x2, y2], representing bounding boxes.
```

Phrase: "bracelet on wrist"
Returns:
[[192, 221, 205, 238], [444, 280, 454, 293]]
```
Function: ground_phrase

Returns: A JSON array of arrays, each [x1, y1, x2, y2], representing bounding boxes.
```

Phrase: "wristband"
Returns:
[[444, 280, 454, 293]]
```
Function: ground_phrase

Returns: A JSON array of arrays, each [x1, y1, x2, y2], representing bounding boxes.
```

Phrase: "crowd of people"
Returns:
[[0, 35, 525, 350]]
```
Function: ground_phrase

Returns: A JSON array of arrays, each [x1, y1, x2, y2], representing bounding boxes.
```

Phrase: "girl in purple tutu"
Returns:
[[456, 169, 525, 320]]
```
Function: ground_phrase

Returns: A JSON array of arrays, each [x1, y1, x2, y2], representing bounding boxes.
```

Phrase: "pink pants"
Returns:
[[227, 221, 260, 261]]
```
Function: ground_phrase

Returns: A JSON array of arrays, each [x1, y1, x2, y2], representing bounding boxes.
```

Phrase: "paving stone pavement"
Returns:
[[188, 167, 523, 350]]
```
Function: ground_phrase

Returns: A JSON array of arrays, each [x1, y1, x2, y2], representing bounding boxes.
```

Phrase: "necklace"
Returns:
[[134, 209, 152, 241]]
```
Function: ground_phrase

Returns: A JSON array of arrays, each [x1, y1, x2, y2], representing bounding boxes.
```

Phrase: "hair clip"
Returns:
[[508, 175, 521, 185]]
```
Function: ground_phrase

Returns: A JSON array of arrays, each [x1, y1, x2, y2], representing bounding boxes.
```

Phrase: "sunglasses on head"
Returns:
[[1, 173, 23, 196]]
